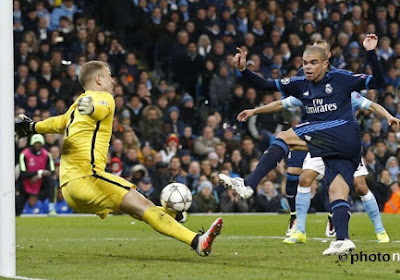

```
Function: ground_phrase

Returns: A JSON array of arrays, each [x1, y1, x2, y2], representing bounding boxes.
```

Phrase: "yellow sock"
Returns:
[[143, 206, 196, 246], [157, 206, 177, 219]]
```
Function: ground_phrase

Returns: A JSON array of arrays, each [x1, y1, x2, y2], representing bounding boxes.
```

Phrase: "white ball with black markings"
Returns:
[[160, 183, 192, 212]]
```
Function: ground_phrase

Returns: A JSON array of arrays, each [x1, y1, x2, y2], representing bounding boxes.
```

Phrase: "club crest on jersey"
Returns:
[[281, 78, 290, 85], [303, 91, 309, 96], [325, 84, 333, 94]]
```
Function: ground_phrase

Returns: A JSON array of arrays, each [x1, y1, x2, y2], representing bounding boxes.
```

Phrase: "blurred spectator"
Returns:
[[151, 161, 169, 194], [139, 105, 164, 149], [122, 130, 140, 153], [137, 141, 156, 164], [110, 157, 123, 177], [207, 151, 220, 170], [122, 148, 139, 175], [179, 94, 201, 133], [173, 42, 203, 95], [365, 149, 384, 180], [200, 159, 213, 178], [222, 126, 240, 156], [385, 132, 398, 154], [168, 156, 187, 185], [110, 138, 127, 163], [55, 187, 73, 214], [256, 179, 281, 212], [240, 136, 261, 176], [129, 163, 148, 185], [383, 182, 400, 213], [197, 34, 212, 58], [220, 188, 249, 213], [186, 160, 201, 191], [179, 126, 196, 153], [193, 126, 220, 158], [165, 106, 185, 135], [198, 58, 215, 102], [374, 140, 392, 167], [16, 134, 56, 215], [137, 176, 160, 205], [215, 142, 227, 165], [50, 0, 79, 31], [385, 156, 399, 182], [371, 169, 392, 211], [179, 149, 192, 172], [193, 180, 218, 213], [160, 133, 180, 164]]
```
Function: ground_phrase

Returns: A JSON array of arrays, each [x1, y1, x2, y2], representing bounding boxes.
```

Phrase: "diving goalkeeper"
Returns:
[[15, 61, 222, 257]]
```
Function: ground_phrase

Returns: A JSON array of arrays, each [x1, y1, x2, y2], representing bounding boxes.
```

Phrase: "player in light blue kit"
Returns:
[[219, 34, 385, 255]]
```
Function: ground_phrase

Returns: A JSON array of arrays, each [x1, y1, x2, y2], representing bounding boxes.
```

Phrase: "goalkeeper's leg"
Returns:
[[120, 189, 196, 245]]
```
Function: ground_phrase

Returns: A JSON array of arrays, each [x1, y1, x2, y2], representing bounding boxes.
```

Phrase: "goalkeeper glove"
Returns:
[[77, 96, 94, 115], [15, 114, 36, 138]]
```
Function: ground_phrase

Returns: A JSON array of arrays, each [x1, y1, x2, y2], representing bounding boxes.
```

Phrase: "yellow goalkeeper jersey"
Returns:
[[35, 90, 115, 186]]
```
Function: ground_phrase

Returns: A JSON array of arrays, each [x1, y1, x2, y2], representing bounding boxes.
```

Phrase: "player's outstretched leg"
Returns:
[[193, 217, 223, 257], [121, 189, 222, 256], [218, 174, 254, 199], [355, 176, 389, 243], [219, 138, 290, 198]]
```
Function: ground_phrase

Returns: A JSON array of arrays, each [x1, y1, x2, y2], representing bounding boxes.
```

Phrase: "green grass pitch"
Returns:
[[7, 213, 400, 280]]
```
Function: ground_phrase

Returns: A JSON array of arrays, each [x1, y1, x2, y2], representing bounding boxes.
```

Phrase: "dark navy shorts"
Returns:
[[293, 120, 361, 187], [323, 158, 359, 189], [287, 151, 307, 168]]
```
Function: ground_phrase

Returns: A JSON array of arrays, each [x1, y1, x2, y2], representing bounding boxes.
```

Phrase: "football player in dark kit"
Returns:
[[220, 34, 385, 255]]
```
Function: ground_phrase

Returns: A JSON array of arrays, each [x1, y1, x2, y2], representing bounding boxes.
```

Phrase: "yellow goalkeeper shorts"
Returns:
[[61, 172, 135, 219]]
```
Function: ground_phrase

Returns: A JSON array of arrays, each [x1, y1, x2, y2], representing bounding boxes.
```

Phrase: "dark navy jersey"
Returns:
[[275, 71, 373, 123]]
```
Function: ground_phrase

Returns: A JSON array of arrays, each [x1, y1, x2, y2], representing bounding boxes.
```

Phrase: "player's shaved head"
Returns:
[[303, 46, 328, 61], [79, 60, 109, 88], [313, 39, 331, 52]]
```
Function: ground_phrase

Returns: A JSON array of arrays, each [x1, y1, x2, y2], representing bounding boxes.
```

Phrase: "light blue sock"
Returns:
[[295, 186, 311, 234], [361, 191, 385, 234]]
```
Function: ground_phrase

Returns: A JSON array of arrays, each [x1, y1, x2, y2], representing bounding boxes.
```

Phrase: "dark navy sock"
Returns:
[[244, 139, 289, 190], [286, 173, 299, 215], [330, 200, 351, 240]]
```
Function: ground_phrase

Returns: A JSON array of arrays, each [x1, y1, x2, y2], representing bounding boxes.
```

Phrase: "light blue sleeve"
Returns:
[[282, 96, 304, 109], [351, 91, 372, 111]]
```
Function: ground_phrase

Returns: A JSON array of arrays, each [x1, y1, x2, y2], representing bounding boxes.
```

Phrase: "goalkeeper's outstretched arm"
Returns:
[[15, 104, 74, 139], [35, 104, 75, 134]]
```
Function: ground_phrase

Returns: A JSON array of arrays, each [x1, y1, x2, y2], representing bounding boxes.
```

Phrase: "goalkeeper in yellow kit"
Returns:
[[15, 61, 222, 257]]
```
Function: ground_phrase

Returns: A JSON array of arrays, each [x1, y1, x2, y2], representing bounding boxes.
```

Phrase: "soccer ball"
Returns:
[[160, 183, 192, 212]]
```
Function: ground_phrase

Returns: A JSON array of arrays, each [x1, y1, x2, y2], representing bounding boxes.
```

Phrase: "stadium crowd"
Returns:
[[14, 0, 400, 214]]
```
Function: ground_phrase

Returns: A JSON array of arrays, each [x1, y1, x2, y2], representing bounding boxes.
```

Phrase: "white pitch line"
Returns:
[[225, 235, 400, 243], [5, 276, 46, 280], [18, 236, 400, 243]]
